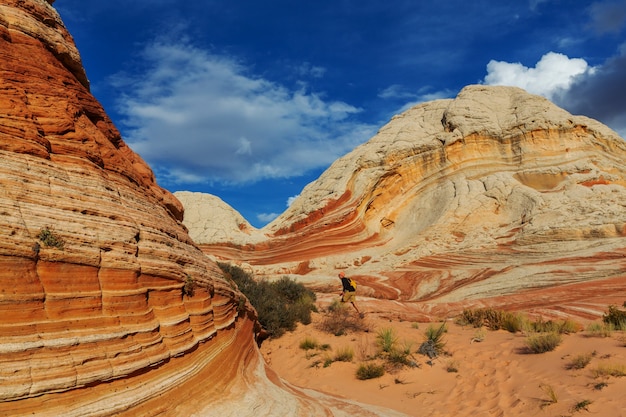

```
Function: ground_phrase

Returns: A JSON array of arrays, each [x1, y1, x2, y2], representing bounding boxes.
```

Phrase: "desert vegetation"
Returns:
[[457, 307, 579, 334], [182, 274, 195, 297], [217, 263, 317, 338], [37, 227, 65, 249], [602, 304, 626, 330], [524, 332, 562, 354], [261, 300, 626, 416], [318, 299, 369, 336]]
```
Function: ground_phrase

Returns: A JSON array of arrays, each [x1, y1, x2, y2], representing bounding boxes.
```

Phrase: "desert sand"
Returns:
[[260, 297, 626, 417]]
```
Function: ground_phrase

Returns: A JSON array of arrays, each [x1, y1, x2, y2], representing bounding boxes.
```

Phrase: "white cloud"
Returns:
[[286, 194, 299, 207], [257, 212, 280, 223], [483, 52, 594, 100], [115, 40, 377, 186], [481, 49, 626, 139]]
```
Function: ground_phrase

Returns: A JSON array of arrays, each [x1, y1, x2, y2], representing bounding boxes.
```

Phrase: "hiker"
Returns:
[[338, 271, 363, 317]]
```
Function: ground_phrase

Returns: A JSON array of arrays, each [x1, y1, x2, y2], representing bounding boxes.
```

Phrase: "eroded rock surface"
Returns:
[[0, 1, 402, 416], [182, 85, 626, 321]]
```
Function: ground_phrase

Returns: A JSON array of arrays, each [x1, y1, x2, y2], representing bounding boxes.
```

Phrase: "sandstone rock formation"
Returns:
[[1, 1, 404, 415], [180, 85, 626, 321]]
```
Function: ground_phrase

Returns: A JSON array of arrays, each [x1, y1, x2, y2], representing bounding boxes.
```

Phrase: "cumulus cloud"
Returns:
[[483, 52, 593, 100], [483, 49, 626, 138], [114, 40, 377, 187]]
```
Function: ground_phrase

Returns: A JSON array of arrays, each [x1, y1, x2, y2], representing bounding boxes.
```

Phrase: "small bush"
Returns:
[[334, 346, 354, 362], [532, 318, 580, 334], [385, 345, 418, 369], [571, 400, 592, 412], [356, 362, 385, 380], [38, 227, 65, 250], [603, 305, 626, 330], [539, 383, 558, 406], [457, 308, 527, 332], [182, 274, 195, 297], [457, 308, 485, 328], [591, 363, 626, 378], [566, 353, 592, 370], [376, 327, 398, 353], [458, 309, 579, 335], [418, 323, 447, 358], [299, 337, 318, 350], [586, 322, 613, 338], [319, 301, 368, 336], [524, 332, 562, 354]]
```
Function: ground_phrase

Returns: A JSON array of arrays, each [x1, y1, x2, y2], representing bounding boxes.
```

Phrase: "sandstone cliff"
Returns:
[[181, 85, 626, 321], [1, 1, 402, 415]]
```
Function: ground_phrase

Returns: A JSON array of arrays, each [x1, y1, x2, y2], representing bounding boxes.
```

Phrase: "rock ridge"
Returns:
[[182, 85, 626, 321]]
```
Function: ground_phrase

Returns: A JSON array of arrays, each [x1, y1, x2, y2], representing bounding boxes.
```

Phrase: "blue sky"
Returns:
[[54, 0, 626, 227]]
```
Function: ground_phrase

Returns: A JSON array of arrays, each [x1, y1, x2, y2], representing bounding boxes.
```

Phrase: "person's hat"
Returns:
[[338, 271, 345, 277]]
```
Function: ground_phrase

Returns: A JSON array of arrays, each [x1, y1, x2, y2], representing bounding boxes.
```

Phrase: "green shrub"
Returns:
[[459, 308, 580, 335], [603, 305, 626, 330], [376, 327, 398, 353], [356, 362, 385, 380], [418, 323, 447, 358], [592, 363, 626, 378], [458, 308, 526, 332], [566, 353, 592, 370], [217, 263, 317, 338], [571, 400, 592, 412], [299, 337, 318, 350], [532, 318, 579, 334], [524, 332, 562, 353], [38, 227, 65, 250], [586, 322, 614, 338], [333, 346, 354, 362]]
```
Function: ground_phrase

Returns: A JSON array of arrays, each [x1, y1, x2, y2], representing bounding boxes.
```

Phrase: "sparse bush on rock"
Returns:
[[38, 227, 65, 250]]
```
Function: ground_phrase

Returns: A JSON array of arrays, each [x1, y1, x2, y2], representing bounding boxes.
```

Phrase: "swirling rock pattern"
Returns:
[[182, 85, 626, 321], [2, 1, 401, 416]]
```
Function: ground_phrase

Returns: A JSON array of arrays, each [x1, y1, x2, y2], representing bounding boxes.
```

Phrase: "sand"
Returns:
[[260, 300, 626, 417]]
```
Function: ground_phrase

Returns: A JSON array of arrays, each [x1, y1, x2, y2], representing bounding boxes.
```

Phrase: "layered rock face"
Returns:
[[1, 2, 397, 416], [182, 85, 626, 321], [0, 0, 242, 413]]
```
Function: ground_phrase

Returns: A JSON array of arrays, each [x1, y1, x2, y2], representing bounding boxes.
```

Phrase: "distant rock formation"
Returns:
[[182, 85, 626, 320], [1, 1, 402, 416]]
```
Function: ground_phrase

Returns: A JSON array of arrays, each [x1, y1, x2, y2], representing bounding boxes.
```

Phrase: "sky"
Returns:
[[54, 0, 626, 227]]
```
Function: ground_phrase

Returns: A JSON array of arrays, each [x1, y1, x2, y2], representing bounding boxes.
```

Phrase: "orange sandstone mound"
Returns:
[[0, 1, 399, 415]]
